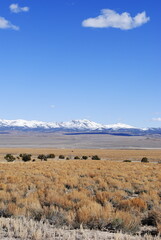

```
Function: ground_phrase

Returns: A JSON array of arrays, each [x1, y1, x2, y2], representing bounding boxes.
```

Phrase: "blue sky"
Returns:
[[0, 0, 160, 127]]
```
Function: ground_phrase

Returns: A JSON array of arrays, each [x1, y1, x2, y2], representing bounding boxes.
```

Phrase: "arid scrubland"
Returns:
[[0, 159, 161, 239]]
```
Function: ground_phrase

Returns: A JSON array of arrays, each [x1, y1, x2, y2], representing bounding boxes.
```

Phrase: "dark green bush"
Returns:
[[46, 154, 55, 158], [59, 155, 65, 159], [4, 154, 15, 162], [141, 157, 149, 163], [92, 155, 100, 160], [20, 154, 32, 162], [74, 156, 80, 159], [123, 160, 132, 162], [82, 156, 88, 160], [38, 154, 47, 161]]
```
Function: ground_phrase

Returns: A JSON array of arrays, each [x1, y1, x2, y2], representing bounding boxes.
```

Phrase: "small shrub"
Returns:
[[92, 155, 100, 160], [82, 156, 88, 160], [59, 155, 65, 159], [46, 154, 55, 158], [29, 208, 43, 221], [20, 154, 32, 162], [141, 157, 149, 163], [38, 154, 47, 161], [4, 154, 15, 162], [119, 198, 147, 212], [110, 211, 141, 233], [46, 211, 68, 227], [74, 156, 80, 160], [123, 160, 131, 162]]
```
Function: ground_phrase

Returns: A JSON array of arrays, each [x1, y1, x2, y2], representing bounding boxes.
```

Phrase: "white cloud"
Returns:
[[10, 4, 29, 13], [0, 16, 19, 30], [82, 9, 150, 30], [152, 118, 161, 122]]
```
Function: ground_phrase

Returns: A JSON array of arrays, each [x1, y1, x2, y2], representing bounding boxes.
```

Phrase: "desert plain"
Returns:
[[0, 133, 161, 239]]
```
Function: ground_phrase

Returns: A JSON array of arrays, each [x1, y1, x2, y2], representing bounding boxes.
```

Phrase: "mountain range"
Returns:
[[0, 119, 161, 136]]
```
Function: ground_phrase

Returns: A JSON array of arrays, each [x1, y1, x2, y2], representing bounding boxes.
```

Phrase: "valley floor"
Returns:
[[0, 132, 161, 149]]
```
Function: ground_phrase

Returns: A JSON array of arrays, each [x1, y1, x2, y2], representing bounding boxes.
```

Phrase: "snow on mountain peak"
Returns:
[[105, 123, 137, 129], [0, 118, 139, 131], [59, 119, 104, 130]]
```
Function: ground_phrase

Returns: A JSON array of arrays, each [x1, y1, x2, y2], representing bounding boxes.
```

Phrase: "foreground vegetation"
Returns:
[[0, 159, 161, 238], [0, 217, 160, 240]]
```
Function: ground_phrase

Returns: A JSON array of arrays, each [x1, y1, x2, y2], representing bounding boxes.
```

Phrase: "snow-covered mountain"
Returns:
[[0, 119, 59, 129], [0, 118, 160, 135], [0, 118, 136, 130]]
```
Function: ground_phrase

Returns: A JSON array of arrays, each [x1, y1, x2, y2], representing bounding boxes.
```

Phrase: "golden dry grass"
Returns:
[[0, 158, 161, 235]]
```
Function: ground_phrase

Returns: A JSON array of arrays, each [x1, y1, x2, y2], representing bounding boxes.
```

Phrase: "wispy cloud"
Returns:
[[10, 4, 29, 13], [82, 9, 150, 30], [0, 16, 19, 30], [50, 105, 55, 109], [152, 118, 161, 122]]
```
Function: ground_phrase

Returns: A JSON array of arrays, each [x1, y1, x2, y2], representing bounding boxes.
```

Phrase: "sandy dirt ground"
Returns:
[[0, 132, 161, 149]]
